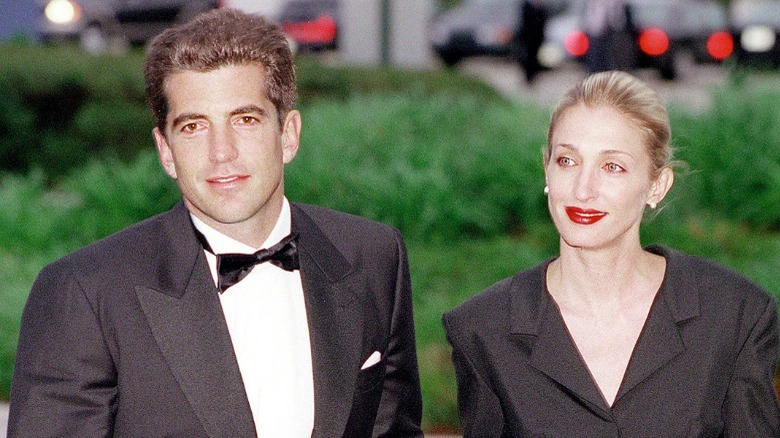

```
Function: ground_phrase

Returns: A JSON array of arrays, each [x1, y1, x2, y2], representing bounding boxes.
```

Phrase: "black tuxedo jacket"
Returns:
[[443, 245, 780, 437], [9, 202, 423, 437]]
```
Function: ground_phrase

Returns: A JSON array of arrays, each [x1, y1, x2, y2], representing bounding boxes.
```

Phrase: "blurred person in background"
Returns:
[[8, 8, 423, 437], [443, 71, 780, 436], [583, 0, 636, 72], [514, 0, 548, 84]]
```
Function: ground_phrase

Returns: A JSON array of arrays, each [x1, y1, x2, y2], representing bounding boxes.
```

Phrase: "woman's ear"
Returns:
[[648, 166, 674, 207]]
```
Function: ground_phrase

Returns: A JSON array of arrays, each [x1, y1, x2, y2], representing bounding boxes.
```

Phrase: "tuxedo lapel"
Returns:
[[511, 262, 613, 419], [135, 203, 256, 437], [292, 205, 363, 438]]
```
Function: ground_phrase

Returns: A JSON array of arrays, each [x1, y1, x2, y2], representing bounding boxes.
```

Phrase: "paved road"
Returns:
[[456, 57, 730, 113], [0, 403, 6, 437]]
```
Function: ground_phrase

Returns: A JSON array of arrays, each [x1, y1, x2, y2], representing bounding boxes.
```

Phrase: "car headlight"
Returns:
[[44, 0, 82, 25], [741, 25, 776, 53], [539, 42, 565, 67]]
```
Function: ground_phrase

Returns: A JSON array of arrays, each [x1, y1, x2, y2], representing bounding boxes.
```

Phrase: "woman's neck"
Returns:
[[548, 241, 663, 316]]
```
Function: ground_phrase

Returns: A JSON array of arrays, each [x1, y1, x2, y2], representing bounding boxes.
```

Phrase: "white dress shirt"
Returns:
[[191, 198, 314, 436]]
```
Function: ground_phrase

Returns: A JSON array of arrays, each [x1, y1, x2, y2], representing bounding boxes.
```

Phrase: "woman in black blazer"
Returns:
[[443, 71, 780, 436]]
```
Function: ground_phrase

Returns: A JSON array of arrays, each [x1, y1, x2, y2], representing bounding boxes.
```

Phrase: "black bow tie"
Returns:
[[194, 228, 300, 293]]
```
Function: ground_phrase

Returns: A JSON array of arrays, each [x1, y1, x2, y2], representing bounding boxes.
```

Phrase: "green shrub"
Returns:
[[287, 93, 550, 242], [294, 54, 503, 105], [0, 45, 504, 178], [671, 84, 780, 231]]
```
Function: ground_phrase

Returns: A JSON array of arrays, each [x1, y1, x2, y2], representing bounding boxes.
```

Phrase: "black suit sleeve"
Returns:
[[723, 297, 780, 435], [443, 314, 505, 438], [371, 229, 423, 437], [8, 264, 117, 437]]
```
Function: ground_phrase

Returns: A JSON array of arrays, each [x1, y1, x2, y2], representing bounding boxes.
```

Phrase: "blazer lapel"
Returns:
[[135, 202, 256, 437], [292, 205, 363, 438], [510, 262, 614, 419], [615, 245, 698, 403]]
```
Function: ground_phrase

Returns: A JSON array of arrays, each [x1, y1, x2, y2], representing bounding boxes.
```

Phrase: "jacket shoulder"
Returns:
[[293, 202, 398, 234], [40, 204, 186, 282], [658, 245, 775, 306], [443, 262, 547, 342]]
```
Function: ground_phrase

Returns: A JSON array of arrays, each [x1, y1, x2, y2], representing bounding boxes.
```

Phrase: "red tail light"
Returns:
[[282, 15, 337, 44], [707, 31, 734, 61], [565, 31, 589, 57], [639, 28, 669, 56]]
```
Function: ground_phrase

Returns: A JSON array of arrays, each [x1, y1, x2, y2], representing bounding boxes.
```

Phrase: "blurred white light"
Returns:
[[45, 0, 81, 25], [539, 43, 565, 68], [741, 25, 775, 53]]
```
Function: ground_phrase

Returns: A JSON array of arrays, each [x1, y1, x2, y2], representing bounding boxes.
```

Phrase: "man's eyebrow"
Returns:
[[230, 105, 269, 118], [171, 113, 204, 128], [170, 105, 270, 128]]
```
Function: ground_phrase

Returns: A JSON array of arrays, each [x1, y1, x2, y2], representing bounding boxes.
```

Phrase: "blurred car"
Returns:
[[278, 0, 339, 51], [730, 0, 780, 68], [547, 0, 733, 79], [429, 0, 575, 67], [37, 0, 220, 53], [429, 0, 519, 67]]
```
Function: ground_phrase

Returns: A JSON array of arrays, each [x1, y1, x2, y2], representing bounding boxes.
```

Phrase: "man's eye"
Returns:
[[181, 122, 198, 133], [238, 116, 259, 124]]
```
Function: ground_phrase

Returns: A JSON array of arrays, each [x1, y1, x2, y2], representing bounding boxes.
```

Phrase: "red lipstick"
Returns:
[[565, 206, 607, 225]]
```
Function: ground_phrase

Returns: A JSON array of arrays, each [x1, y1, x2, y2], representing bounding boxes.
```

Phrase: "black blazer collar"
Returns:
[[508, 246, 699, 415], [135, 201, 257, 436], [137, 202, 377, 437], [291, 203, 364, 438]]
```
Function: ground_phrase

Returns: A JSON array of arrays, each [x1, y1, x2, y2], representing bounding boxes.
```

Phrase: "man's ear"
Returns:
[[648, 166, 674, 207], [280, 110, 301, 164], [153, 127, 177, 179]]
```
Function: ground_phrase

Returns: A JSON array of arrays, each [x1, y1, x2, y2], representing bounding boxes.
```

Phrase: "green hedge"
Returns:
[[0, 44, 502, 179]]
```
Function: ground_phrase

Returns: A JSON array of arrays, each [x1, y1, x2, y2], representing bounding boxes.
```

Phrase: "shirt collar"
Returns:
[[190, 198, 292, 255]]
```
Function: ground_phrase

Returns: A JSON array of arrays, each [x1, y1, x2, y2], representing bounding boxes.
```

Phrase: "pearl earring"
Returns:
[[543, 186, 549, 195], [649, 202, 657, 209]]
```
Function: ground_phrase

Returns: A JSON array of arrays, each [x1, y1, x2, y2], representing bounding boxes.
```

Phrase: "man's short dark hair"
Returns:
[[144, 8, 297, 130]]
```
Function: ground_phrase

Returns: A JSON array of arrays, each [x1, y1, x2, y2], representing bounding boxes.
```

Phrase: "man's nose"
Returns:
[[209, 125, 238, 163]]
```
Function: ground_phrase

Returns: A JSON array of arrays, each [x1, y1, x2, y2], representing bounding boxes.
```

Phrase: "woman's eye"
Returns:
[[557, 156, 575, 167], [605, 163, 625, 173]]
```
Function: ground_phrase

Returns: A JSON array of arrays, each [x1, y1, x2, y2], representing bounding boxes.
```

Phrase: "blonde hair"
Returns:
[[545, 71, 672, 179]]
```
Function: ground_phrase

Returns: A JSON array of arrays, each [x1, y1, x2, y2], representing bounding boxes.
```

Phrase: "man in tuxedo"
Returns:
[[8, 9, 423, 437]]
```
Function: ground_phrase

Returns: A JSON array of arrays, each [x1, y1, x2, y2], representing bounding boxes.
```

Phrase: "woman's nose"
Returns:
[[573, 167, 598, 202]]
